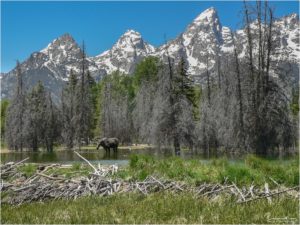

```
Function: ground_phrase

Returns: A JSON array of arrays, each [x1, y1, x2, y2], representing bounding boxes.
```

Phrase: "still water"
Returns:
[[1, 147, 289, 165], [0, 147, 186, 165]]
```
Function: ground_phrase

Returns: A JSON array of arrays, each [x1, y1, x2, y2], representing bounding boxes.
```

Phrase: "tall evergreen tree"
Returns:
[[173, 57, 196, 150], [153, 55, 196, 155], [23, 81, 47, 151]]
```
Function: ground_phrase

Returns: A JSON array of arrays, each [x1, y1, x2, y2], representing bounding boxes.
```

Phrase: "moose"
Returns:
[[96, 137, 119, 153]]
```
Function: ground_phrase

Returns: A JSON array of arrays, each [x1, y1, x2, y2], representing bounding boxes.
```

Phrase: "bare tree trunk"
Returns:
[[265, 7, 273, 96], [17, 61, 24, 151], [256, 0, 263, 105], [232, 32, 245, 148], [206, 56, 211, 106], [244, 0, 259, 152]]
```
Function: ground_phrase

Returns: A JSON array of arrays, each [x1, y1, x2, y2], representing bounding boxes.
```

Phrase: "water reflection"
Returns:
[[0, 147, 198, 164], [0, 147, 293, 165], [0, 148, 162, 164]]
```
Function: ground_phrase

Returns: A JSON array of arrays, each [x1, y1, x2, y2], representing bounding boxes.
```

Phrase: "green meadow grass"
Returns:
[[114, 154, 299, 187], [1, 193, 298, 224]]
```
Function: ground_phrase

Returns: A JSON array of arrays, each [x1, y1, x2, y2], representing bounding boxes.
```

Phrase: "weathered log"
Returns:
[[36, 172, 65, 181], [1, 157, 29, 173], [200, 185, 234, 197], [232, 182, 246, 201], [74, 151, 100, 175], [264, 183, 272, 203], [239, 186, 299, 204]]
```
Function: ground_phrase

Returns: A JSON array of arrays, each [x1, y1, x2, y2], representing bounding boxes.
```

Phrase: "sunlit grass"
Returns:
[[114, 154, 299, 187], [1, 193, 298, 224]]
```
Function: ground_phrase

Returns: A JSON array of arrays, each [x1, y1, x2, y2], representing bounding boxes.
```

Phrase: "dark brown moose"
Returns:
[[96, 137, 119, 153]]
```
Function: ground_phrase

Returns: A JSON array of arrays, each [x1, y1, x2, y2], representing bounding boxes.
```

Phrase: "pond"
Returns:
[[0, 147, 184, 165], [0, 147, 291, 165]]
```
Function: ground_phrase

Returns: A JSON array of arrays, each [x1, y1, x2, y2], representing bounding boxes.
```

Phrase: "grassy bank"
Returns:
[[14, 154, 299, 187], [1, 154, 299, 224], [113, 154, 299, 187], [2, 193, 298, 224]]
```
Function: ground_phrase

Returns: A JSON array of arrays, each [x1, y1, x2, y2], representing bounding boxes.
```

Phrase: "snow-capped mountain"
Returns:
[[92, 29, 156, 74], [1, 33, 105, 102], [154, 7, 230, 82], [1, 7, 299, 102], [154, 7, 299, 82], [1, 33, 82, 103]]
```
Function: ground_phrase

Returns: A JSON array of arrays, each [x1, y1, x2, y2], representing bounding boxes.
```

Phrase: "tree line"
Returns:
[[5, 44, 96, 152], [3, 0, 298, 155]]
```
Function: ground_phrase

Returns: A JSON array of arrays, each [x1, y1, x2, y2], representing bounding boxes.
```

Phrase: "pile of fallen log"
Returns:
[[193, 180, 299, 203], [1, 152, 299, 205]]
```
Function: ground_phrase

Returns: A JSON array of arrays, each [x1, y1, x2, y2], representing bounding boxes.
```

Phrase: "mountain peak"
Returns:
[[122, 29, 141, 37], [194, 7, 218, 23], [57, 33, 75, 42], [40, 33, 77, 55], [39, 33, 81, 65], [114, 29, 145, 50]]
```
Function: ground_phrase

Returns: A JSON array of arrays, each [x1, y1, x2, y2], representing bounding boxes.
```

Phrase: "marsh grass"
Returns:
[[17, 164, 38, 177], [115, 154, 299, 187], [1, 193, 298, 224]]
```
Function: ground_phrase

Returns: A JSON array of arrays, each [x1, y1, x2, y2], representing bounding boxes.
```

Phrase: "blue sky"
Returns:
[[1, 1, 299, 73]]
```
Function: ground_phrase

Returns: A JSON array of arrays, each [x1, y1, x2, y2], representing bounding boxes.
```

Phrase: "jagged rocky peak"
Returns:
[[92, 29, 155, 74], [191, 7, 222, 37], [193, 7, 219, 24], [182, 7, 223, 48], [40, 33, 82, 64], [41, 33, 76, 53], [121, 29, 142, 40], [175, 7, 225, 76], [55, 33, 75, 43], [113, 29, 142, 51], [113, 29, 155, 53]]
